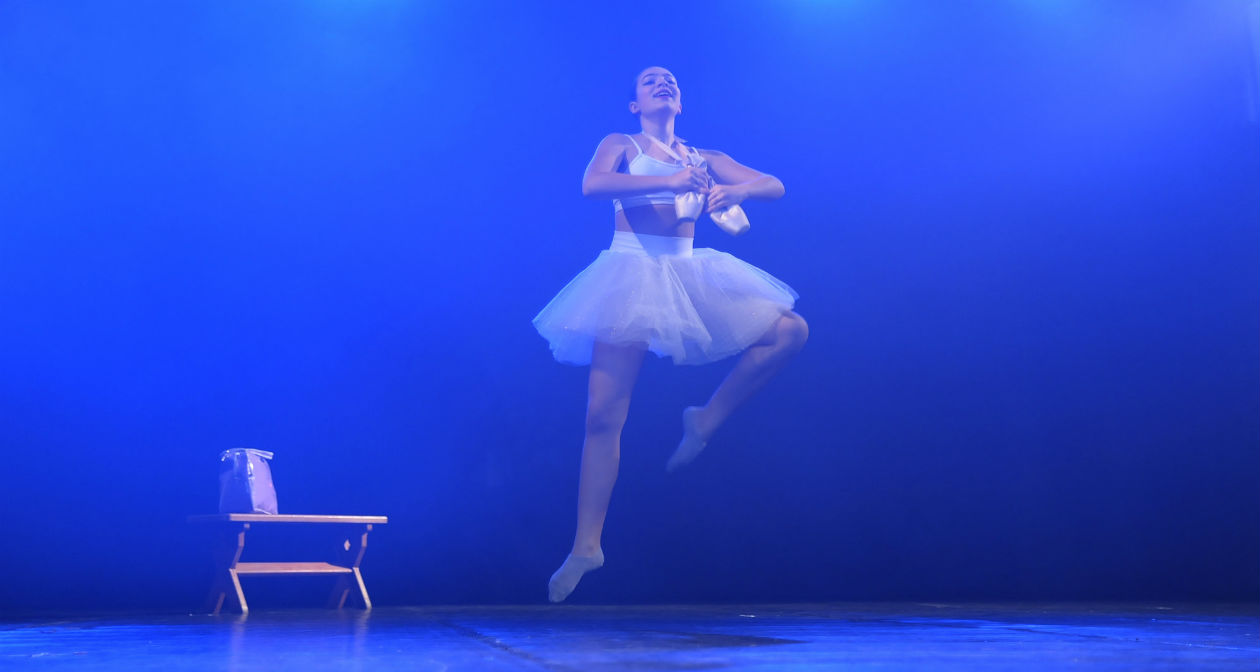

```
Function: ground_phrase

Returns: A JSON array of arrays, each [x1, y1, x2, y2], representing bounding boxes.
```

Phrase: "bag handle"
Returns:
[[219, 447, 275, 461]]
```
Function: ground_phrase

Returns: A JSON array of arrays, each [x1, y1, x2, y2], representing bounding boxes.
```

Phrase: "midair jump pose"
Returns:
[[533, 66, 808, 603]]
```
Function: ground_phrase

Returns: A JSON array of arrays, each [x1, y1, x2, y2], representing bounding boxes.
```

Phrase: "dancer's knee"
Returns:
[[585, 399, 629, 436], [778, 312, 809, 353]]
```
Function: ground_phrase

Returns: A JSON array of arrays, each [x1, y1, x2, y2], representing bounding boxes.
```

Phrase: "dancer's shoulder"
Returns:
[[596, 132, 637, 147], [592, 133, 641, 161]]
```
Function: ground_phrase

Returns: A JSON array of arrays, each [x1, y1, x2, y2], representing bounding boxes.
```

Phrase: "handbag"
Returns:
[[645, 135, 751, 236], [218, 448, 279, 514]]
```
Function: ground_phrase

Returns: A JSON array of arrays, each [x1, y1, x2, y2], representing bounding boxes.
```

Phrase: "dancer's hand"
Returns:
[[706, 183, 747, 212], [668, 166, 710, 194]]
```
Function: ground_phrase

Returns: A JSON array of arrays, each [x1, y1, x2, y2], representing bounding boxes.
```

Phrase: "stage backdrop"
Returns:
[[2, 1, 1257, 610]]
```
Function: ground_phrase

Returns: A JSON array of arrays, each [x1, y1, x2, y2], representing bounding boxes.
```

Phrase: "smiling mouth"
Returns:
[[654, 91, 673, 99]]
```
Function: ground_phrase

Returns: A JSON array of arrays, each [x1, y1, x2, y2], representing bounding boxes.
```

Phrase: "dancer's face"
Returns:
[[629, 66, 681, 117]]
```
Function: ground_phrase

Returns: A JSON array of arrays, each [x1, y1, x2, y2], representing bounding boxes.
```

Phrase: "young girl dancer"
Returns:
[[533, 67, 808, 603]]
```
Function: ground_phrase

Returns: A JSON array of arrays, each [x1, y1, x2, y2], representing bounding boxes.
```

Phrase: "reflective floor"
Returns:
[[2, 603, 1256, 671]]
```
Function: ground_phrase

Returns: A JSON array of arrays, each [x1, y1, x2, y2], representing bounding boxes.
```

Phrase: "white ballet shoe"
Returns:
[[675, 191, 704, 221], [710, 204, 750, 236]]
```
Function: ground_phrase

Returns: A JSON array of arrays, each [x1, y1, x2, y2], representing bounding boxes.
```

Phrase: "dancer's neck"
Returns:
[[639, 115, 677, 147]]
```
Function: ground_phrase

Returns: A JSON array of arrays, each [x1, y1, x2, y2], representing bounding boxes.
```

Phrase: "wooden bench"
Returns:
[[189, 514, 388, 614]]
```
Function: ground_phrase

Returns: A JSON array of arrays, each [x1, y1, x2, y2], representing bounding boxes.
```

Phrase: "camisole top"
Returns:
[[612, 134, 706, 213]]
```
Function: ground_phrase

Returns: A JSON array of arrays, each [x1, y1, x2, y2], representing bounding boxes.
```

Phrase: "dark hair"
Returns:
[[631, 67, 653, 103]]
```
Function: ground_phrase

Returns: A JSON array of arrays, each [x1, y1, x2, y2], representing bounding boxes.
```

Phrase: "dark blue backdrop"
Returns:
[[2, 1, 1257, 610]]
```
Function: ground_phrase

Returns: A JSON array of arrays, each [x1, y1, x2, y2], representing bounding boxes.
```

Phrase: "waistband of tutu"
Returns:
[[609, 230, 694, 258]]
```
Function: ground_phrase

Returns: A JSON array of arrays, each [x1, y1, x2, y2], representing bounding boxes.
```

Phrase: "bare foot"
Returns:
[[667, 406, 710, 473], [548, 549, 604, 603]]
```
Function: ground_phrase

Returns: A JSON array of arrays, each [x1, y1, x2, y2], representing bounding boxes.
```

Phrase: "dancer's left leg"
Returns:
[[550, 341, 645, 602], [668, 311, 808, 472]]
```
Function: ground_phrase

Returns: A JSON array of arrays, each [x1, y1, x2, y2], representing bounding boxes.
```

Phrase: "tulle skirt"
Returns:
[[533, 231, 798, 365]]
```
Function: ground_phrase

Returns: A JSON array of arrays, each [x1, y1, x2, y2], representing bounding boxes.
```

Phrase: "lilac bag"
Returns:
[[218, 448, 279, 514]]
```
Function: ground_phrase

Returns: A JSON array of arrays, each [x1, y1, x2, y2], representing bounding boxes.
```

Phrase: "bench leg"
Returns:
[[327, 524, 373, 609], [328, 575, 351, 609], [206, 524, 250, 615], [352, 567, 372, 609]]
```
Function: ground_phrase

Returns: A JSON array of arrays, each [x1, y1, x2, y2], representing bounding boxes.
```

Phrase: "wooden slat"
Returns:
[[188, 514, 388, 525], [234, 562, 353, 575]]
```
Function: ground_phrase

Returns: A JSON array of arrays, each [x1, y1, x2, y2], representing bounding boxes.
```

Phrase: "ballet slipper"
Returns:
[[710, 204, 750, 236], [675, 191, 704, 222]]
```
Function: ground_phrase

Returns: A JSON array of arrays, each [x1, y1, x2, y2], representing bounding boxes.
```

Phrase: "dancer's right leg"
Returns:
[[550, 341, 645, 603]]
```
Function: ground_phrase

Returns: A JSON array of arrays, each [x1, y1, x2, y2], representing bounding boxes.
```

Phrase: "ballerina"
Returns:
[[533, 66, 808, 603]]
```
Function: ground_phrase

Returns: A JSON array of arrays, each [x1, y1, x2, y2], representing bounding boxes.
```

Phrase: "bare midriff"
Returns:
[[614, 204, 696, 239]]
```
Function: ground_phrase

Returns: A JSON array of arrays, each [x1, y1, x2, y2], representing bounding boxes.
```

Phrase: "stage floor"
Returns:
[[2, 603, 1256, 670]]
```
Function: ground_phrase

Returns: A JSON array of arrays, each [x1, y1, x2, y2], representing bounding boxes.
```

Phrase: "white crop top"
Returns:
[[612, 134, 706, 213]]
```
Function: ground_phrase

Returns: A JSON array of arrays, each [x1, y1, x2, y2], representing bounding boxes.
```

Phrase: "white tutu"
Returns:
[[534, 231, 798, 365]]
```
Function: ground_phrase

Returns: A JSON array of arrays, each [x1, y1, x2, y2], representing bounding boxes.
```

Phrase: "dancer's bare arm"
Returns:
[[582, 134, 709, 199], [699, 149, 785, 211]]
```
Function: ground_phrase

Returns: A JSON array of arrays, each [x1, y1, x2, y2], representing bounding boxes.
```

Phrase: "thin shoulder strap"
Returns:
[[623, 133, 643, 157]]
